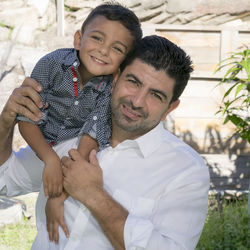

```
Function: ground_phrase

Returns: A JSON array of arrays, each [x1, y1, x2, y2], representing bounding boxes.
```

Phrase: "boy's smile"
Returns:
[[74, 15, 134, 84]]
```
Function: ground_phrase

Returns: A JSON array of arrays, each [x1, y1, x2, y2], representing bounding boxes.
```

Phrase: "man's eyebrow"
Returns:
[[91, 30, 128, 51], [126, 73, 168, 101], [125, 73, 142, 84]]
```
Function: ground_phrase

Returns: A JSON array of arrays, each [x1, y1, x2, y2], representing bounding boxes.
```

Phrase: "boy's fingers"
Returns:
[[53, 223, 59, 244], [60, 217, 69, 238]]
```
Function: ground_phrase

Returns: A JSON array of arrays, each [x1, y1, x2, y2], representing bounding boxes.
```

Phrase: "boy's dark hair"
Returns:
[[81, 2, 142, 47], [120, 35, 193, 103]]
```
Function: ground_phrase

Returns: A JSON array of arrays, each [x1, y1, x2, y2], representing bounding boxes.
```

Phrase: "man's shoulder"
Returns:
[[161, 128, 205, 166]]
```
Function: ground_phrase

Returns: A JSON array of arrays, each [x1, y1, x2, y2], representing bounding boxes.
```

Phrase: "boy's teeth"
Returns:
[[95, 58, 104, 64]]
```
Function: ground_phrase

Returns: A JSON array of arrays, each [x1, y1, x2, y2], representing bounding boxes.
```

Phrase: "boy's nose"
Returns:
[[99, 44, 109, 56]]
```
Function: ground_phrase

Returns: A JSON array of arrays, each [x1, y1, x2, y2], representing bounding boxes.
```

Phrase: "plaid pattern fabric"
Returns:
[[17, 48, 112, 148]]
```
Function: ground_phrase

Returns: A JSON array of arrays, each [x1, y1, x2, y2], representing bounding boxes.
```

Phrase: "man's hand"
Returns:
[[62, 149, 127, 250], [43, 154, 63, 198], [61, 149, 103, 203], [45, 192, 69, 244], [1, 77, 44, 127]]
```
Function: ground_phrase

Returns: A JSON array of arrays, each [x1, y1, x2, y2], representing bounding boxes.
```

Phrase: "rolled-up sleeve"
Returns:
[[79, 88, 112, 149], [0, 147, 44, 197]]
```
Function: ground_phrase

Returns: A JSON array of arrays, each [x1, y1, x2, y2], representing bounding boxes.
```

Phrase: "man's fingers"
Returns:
[[21, 77, 42, 92], [89, 149, 99, 167], [68, 149, 82, 161], [61, 156, 73, 168]]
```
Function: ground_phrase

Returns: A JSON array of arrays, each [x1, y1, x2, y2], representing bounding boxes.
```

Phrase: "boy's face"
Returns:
[[74, 15, 134, 80]]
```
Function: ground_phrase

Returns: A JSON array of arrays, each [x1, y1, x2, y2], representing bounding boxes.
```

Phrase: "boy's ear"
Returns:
[[73, 30, 82, 50]]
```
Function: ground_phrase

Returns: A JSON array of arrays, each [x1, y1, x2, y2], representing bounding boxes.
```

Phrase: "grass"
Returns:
[[0, 217, 37, 250], [196, 196, 250, 249], [0, 195, 249, 249]]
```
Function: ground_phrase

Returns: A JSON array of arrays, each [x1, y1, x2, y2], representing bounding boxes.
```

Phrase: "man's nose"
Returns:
[[131, 89, 147, 108]]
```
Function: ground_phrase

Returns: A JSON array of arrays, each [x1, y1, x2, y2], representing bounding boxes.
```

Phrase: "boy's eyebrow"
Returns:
[[126, 73, 168, 101], [91, 30, 128, 51]]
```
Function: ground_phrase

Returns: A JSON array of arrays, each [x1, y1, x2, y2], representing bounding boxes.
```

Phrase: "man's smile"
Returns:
[[120, 103, 145, 121]]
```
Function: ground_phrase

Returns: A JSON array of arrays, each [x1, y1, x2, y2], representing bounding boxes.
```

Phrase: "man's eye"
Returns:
[[151, 92, 163, 101], [128, 79, 139, 86]]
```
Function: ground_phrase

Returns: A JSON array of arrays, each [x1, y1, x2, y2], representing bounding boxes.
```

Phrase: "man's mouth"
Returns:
[[121, 103, 143, 121]]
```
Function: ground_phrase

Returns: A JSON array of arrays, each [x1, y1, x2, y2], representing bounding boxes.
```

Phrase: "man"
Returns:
[[0, 35, 209, 249]]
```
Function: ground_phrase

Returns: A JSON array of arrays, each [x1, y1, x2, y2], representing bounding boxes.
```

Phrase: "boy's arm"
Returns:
[[77, 134, 98, 161], [45, 190, 69, 243], [18, 121, 62, 198]]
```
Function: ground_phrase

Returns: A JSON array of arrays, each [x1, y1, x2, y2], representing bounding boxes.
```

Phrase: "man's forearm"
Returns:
[[81, 187, 128, 250], [0, 112, 15, 165]]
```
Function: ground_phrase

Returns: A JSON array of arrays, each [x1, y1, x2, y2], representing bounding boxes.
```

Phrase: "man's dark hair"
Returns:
[[81, 2, 142, 47], [120, 35, 193, 103]]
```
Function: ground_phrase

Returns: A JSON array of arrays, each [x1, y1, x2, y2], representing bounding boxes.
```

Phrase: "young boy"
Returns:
[[17, 3, 142, 199]]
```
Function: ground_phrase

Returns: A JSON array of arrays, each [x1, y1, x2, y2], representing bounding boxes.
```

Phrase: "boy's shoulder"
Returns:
[[44, 48, 77, 66]]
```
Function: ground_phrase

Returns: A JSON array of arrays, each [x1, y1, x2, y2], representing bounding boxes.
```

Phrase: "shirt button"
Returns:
[[73, 62, 77, 67], [93, 116, 97, 121], [61, 125, 65, 129], [73, 77, 78, 82], [74, 100, 79, 105]]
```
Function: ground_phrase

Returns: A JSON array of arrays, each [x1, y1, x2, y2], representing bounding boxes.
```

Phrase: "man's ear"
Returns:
[[161, 99, 180, 121], [73, 30, 82, 50], [111, 68, 121, 93]]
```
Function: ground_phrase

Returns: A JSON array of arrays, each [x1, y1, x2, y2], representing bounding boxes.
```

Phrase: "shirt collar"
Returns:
[[135, 122, 166, 158], [114, 122, 167, 158], [63, 49, 80, 67]]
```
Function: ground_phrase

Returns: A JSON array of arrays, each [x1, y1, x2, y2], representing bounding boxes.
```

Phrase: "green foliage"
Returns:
[[196, 197, 250, 249], [215, 46, 250, 142]]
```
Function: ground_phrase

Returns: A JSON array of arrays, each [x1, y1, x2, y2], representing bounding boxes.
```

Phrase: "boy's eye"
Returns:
[[112, 46, 125, 54], [91, 35, 102, 41]]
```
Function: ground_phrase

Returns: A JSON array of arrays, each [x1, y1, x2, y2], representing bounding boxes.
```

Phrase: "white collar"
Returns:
[[113, 122, 167, 158]]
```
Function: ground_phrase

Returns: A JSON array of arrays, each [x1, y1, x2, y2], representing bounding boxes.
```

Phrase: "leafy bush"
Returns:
[[196, 197, 249, 249], [214, 46, 250, 143]]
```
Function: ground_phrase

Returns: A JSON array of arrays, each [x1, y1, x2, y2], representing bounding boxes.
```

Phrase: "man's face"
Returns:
[[111, 59, 180, 140], [74, 15, 134, 80]]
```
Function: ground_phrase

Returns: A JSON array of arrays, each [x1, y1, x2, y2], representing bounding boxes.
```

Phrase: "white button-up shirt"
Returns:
[[0, 122, 209, 250]]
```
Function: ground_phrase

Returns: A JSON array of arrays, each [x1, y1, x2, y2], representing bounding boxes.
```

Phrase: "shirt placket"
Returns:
[[64, 204, 90, 249]]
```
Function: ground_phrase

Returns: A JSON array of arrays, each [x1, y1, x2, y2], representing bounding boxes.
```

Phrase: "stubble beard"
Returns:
[[111, 97, 158, 135]]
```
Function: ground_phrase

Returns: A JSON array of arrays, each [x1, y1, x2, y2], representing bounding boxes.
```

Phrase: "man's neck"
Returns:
[[110, 124, 141, 148]]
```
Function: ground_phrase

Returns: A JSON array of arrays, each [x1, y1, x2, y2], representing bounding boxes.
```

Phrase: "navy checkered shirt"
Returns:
[[17, 48, 112, 149]]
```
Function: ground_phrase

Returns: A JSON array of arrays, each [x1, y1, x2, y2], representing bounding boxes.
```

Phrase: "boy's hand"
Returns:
[[45, 194, 69, 243], [43, 155, 63, 198]]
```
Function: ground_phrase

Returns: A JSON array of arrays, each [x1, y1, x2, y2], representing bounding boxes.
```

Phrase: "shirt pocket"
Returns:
[[112, 189, 155, 219]]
